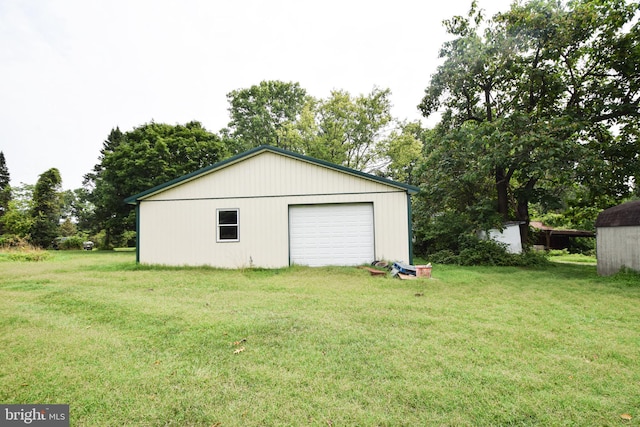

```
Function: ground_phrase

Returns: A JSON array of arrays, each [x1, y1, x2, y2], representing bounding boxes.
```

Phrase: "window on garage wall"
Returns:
[[217, 208, 239, 242]]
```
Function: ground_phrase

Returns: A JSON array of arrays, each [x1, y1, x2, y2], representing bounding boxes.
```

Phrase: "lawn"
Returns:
[[548, 251, 598, 265], [1, 251, 638, 426]]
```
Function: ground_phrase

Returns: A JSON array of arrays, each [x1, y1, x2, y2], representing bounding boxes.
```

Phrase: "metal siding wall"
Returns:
[[146, 152, 395, 201], [597, 226, 640, 275], [138, 151, 412, 268], [139, 192, 410, 268], [140, 198, 289, 268], [371, 192, 411, 263]]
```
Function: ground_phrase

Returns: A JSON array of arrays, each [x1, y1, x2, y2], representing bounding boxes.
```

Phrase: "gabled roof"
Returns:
[[595, 200, 640, 228], [125, 145, 420, 204]]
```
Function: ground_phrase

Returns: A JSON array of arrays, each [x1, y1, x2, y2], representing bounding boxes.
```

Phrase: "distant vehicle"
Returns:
[[83, 241, 94, 251]]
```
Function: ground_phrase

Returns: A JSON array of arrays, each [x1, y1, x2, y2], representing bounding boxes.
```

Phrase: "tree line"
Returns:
[[1, 0, 638, 261]]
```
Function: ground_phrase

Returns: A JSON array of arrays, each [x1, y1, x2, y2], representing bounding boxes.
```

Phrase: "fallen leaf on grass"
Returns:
[[233, 347, 245, 354], [620, 413, 632, 421], [233, 338, 247, 346], [154, 360, 161, 365]]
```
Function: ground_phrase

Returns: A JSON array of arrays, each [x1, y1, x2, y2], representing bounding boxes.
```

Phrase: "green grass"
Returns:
[[1, 251, 639, 426], [548, 251, 598, 265]]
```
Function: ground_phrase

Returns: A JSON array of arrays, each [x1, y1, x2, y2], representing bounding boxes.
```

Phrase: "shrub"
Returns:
[[510, 250, 551, 267], [0, 234, 30, 249], [424, 234, 551, 267], [429, 249, 460, 265], [458, 235, 512, 266], [8, 250, 52, 262], [59, 236, 84, 250], [1, 244, 52, 262]]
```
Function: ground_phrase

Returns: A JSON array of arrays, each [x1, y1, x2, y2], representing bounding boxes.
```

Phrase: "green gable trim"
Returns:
[[407, 193, 414, 265], [135, 203, 140, 263], [125, 145, 420, 204]]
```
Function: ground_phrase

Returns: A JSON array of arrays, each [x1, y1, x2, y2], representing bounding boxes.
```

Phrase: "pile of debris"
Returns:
[[359, 261, 432, 279]]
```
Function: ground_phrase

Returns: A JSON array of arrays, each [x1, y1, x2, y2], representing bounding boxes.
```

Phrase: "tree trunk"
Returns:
[[515, 178, 537, 251], [516, 198, 530, 251], [496, 167, 509, 221]]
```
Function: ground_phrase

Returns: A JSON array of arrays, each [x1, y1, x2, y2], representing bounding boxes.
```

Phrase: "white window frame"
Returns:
[[216, 208, 239, 242]]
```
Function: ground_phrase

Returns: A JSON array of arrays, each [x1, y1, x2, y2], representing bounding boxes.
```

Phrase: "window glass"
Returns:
[[217, 209, 239, 242], [219, 210, 237, 225], [219, 226, 238, 240]]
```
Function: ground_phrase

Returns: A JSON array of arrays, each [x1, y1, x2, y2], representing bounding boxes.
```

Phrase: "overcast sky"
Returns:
[[1, 0, 513, 190]]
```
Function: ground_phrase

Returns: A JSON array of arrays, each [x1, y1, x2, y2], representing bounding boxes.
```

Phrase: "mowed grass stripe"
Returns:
[[0, 251, 638, 426]]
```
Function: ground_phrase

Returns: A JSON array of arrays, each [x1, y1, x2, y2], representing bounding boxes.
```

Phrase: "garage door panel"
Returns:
[[289, 203, 374, 266]]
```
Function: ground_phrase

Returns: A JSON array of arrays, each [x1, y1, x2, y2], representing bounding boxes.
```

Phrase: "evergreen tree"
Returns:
[[30, 168, 62, 248], [0, 151, 10, 234]]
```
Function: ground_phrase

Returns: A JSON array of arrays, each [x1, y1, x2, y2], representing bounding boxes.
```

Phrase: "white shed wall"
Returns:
[[596, 226, 640, 276], [487, 224, 523, 254]]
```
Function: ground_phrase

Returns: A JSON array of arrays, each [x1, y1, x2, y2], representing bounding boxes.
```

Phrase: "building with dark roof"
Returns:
[[595, 200, 640, 276]]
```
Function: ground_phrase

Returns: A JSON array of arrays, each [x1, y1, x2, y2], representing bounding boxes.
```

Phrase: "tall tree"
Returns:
[[30, 168, 62, 248], [314, 88, 393, 172], [226, 80, 308, 152], [381, 121, 426, 185], [275, 87, 395, 173], [85, 121, 226, 247], [0, 151, 10, 234], [418, 0, 640, 248]]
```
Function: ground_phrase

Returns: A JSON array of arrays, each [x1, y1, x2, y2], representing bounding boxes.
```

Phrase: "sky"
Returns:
[[1, 0, 513, 190]]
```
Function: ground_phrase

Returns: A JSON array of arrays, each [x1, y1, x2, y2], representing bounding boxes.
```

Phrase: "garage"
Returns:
[[289, 203, 375, 266], [126, 146, 418, 268]]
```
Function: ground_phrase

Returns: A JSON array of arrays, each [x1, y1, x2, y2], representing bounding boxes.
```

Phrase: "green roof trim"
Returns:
[[125, 145, 420, 204]]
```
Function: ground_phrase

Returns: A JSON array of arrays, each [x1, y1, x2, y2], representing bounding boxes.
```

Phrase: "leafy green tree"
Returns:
[[314, 88, 393, 172], [381, 121, 425, 185], [417, 0, 640, 250], [412, 121, 502, 255], [226, 80, 308, 152], [85, 121, 227, 247], [69, 187, 95, 234], [30, 168, 62, 248], [58, 218, 77, 237], [276, 98, 321, 156], [275, 87, 395, 173], [0, 184, 33, 237], [0, 151, 10, 234]]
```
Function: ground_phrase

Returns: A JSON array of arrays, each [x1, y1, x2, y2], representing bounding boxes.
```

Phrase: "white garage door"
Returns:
[[289, 203, 375, 266]]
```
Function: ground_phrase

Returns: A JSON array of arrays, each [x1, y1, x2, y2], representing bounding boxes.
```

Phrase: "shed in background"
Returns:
[[595, 200, 640, 276], [530, 221, 594, 251], [481, 222, 524, 254]]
